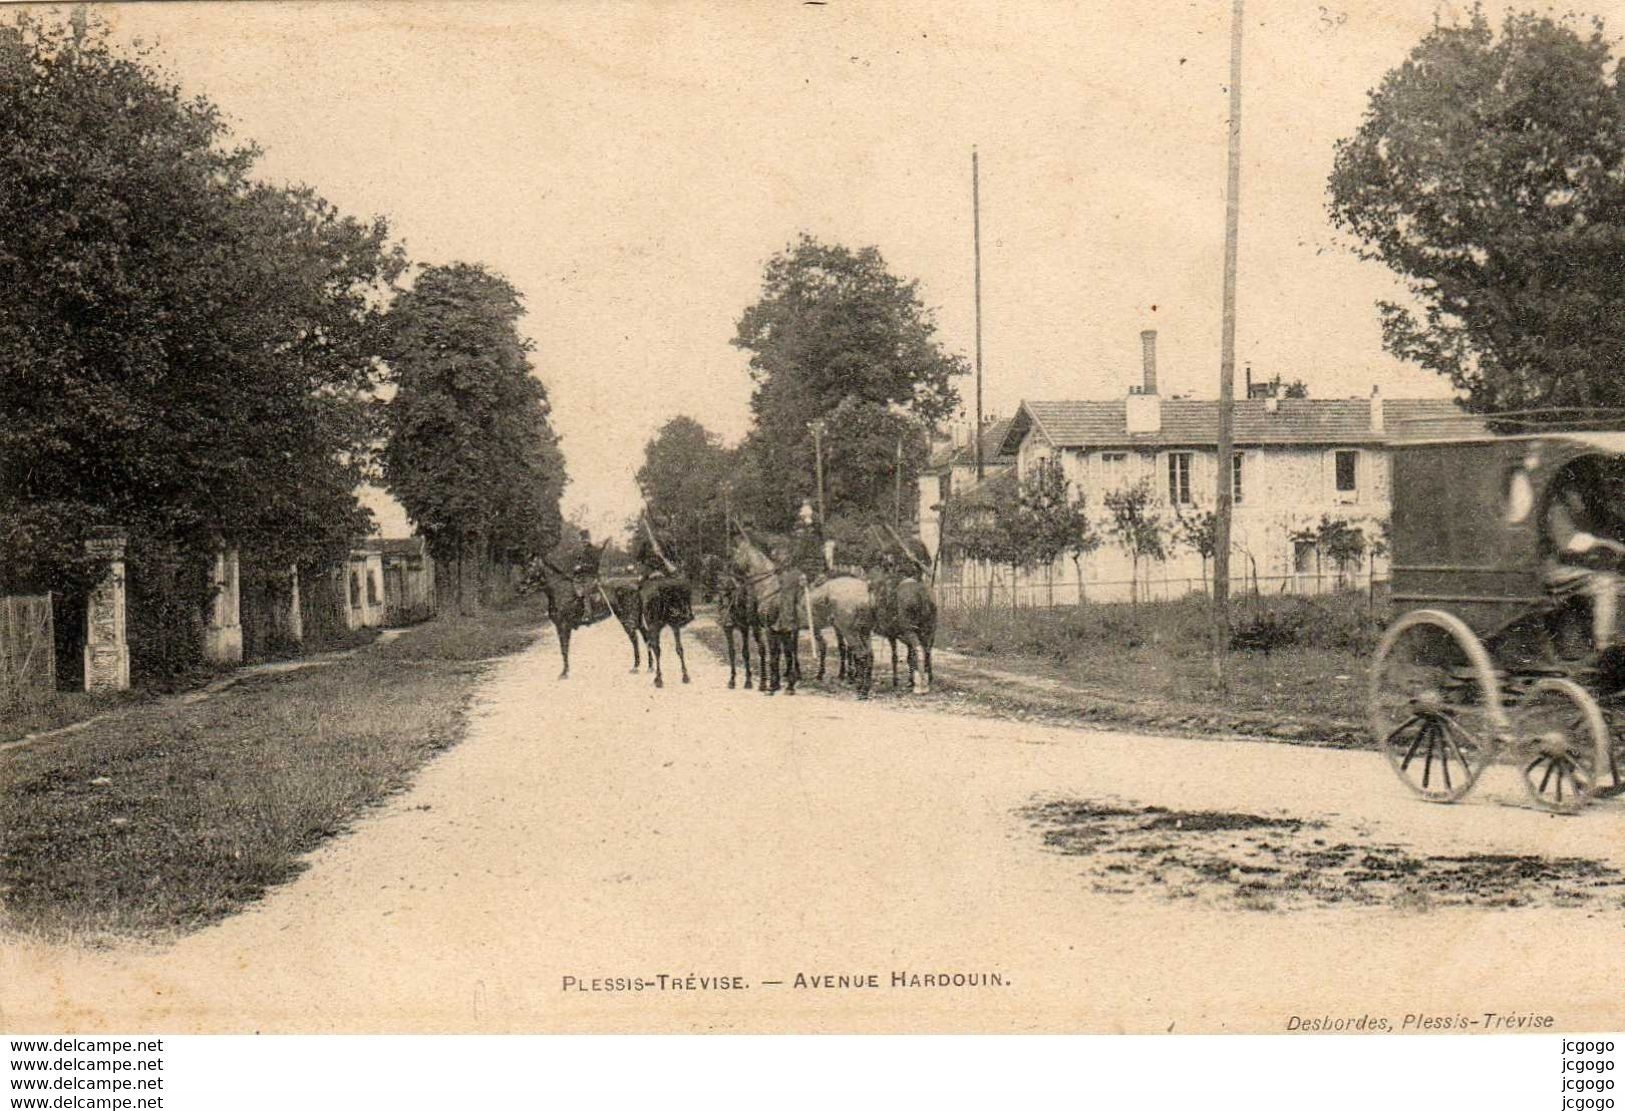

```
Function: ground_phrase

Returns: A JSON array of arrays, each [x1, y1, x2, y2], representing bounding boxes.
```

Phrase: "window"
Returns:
[[1334, 450, 1358, 495], [1100, 451, 1127, 489], [1232, 452, 1244, 505], [1167, 452, 1193, 505], [1294, 540, 1318, 575]]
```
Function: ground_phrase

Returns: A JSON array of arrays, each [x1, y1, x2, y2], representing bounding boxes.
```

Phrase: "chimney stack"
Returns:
[[1140, 329, 1158, 395], [1370, 384, 1384, 434]]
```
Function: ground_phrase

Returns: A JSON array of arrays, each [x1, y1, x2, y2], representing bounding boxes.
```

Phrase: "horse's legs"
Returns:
[[901, 632, 921, 693], [764, 626, 778, 694], [814, 626, 827, 682], [625, 617, 641, 673], [673, 625, 690, 683], [784, 630, 799, 694], [725, 624, 738, 689], [922, 636, 934, 693], [647, 625, 664, 688], [556, 621, 571, 679], [757, 625, 771, 692], [890, 637, 899, 688], [742, 621, 754, 689]]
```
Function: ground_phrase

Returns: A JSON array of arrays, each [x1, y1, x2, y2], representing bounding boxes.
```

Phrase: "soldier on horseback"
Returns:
[[633, 510, 680, 584], [772, 499, 824, 633], [570, 527, 601, 607]]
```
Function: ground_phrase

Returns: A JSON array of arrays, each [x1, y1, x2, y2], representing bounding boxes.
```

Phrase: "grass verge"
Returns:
[[933, 593, 1377, 745], [0, 596, 548, 944]]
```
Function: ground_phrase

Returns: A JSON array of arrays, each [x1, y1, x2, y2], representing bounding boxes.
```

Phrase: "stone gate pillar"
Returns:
[[286, 564, 303, 646], [202, 546, 243, 664], [83, 527, 130, 692]]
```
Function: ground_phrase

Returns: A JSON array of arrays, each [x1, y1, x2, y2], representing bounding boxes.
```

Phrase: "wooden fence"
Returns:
[[1, 594, 56, 703]]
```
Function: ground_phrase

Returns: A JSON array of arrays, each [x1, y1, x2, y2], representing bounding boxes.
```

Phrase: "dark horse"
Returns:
[[522, 557, 613, 679], [703, 554, 759, 689], [637, 573, 695, 688], [869, 569, 937, 693], [601, 580, 645, 672], [731, 530, 801, 695]]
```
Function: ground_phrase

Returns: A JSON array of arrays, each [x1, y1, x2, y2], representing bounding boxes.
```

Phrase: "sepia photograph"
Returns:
[[4, 0, 1625, 1063]]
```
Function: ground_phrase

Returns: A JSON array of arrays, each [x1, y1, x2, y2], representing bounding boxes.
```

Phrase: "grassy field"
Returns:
[[936, 592, 1380, 733], [0, 596, 548, 943]]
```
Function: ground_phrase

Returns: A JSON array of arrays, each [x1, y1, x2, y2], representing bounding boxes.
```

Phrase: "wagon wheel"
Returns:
[[1591, 696, 1625, 799], [1512, 678, 1609, 814], [1370, 609, 1506, 803]]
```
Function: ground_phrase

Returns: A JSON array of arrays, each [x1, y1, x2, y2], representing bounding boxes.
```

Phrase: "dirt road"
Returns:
[[5, 616, 1625, 1033]]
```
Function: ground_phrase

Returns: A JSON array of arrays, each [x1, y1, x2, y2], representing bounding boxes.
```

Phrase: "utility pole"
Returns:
[[972, 147, 986, 482], [894, 435, 904, 530], [808, 419, 827, 531], [1212, 0, 1245, 695]]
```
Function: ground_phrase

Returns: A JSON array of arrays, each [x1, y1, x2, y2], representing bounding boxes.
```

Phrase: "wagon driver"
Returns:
[[1543, 458, 1625, 651]]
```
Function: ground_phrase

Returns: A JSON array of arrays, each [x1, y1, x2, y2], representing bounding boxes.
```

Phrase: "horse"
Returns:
[[521, 556, 614, 679], [703, 554, 758, 689], [637, 573, 695, 688], [602, 581, 644, 672], [731, 531, 801, 695], [809, 575, 876, 697], [869, 569, 936, 693]]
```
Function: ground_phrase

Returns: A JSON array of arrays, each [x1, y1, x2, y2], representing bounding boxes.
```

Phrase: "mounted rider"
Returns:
[[772, 499, 824, 632], [633, 511, 680, 584], [569, 527, 602, 608]]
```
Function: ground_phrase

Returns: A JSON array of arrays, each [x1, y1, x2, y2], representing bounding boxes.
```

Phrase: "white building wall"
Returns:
[[935, 440, 1395, 607]]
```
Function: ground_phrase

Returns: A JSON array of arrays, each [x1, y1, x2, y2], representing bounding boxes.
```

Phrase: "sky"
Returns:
[[87, 0, 1622, 536]]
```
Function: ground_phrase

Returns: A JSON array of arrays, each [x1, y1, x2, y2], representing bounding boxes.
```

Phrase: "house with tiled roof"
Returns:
[[915, 415, 1017, 557], [936, 330, 1468, 604]]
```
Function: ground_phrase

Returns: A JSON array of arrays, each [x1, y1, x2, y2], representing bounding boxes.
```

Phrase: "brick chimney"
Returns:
[[1370, 384, 1384, 434], [1140, 329, 1158, 395]]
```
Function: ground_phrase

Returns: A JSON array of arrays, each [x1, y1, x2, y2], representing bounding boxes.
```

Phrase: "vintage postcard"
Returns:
[[3, 0, 1625, 1042]]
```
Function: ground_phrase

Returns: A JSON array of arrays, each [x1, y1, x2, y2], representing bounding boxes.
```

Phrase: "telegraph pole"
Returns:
[[1212, 0, 1245, 695], [894, 434, 904, 529], [973, 146, 985, 481], [809, 419, 827, 531]]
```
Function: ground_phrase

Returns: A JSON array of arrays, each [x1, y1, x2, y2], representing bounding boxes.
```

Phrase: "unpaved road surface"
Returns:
[[4, 617, 1625, 1033]]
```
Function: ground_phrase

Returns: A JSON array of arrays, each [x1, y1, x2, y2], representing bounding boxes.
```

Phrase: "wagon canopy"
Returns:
[[1389, 430, 1625, 639]]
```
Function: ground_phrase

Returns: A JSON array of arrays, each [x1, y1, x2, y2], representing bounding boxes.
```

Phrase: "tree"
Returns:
[[1173, 506, 1219, 592], [1291, 515, 1368, 589], [1329, 9, 1625, 411], [635, 416, 734, 577], [0, 11, 405, 678], [731, 234, 963, 529], [1266, 373, 1309, 399], [1015, 461, 1090, 607], [1104, 479, 1167, 605], [382, 263, 566, 612], [940, 472, 1022, 608]]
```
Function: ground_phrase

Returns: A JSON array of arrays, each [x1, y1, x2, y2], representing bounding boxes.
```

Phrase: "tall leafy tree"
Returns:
[[731, 235, 963, 528], [382, 263, 566, 610], [635, 415, 734, 576], [0, 12, 404, 676], [1329, 9, 1625, 411]]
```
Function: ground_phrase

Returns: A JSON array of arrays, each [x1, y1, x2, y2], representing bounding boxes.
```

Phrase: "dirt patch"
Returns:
[[1022, 799, 1625, 913]]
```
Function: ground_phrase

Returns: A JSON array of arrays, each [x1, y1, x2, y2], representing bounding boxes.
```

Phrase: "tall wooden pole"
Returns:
[[810, 419, 827, 531], [894, 435, 904, 529], [973, 147, 985, 482], [1212, 0, 1245, 694]]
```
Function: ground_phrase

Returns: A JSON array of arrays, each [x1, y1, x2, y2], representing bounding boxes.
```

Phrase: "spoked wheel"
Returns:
[[1512, 677, 1609, 813], [1370, 610, 1505, 803], [1592, 699, 1625, 799]]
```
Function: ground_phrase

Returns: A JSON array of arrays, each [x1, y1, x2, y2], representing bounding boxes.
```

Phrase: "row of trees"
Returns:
[[944, 465, 1378, 606], [633, 235, 964, 575], [0, 13, 565, 679]]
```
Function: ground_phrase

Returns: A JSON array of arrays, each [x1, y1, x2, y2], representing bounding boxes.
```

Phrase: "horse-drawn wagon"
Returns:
[[1371, 417, 1625, 812]]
